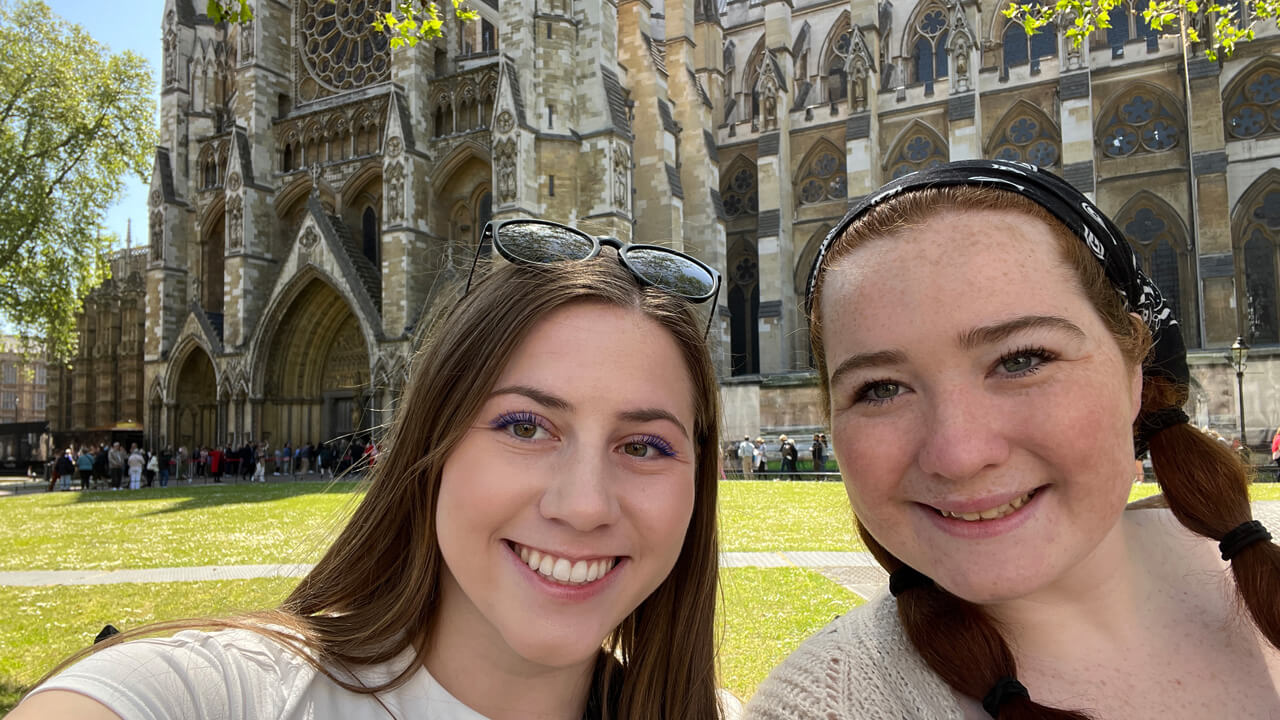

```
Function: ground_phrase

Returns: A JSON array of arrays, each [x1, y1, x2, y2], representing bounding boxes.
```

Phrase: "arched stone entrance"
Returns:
[[260, 278, 371, 447], [172, 346, 218, 449]]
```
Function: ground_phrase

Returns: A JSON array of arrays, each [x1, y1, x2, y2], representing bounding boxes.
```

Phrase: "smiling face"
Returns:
[[433, 301, 698, 673], [819, 209, 1143, 604]]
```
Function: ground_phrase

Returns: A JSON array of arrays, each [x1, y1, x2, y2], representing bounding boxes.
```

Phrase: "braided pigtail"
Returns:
[[859, 520, 1091, 719], [1142, 383, 1280, 653]]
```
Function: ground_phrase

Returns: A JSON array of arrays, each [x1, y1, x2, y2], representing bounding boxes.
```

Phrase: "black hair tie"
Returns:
[[1219, 520, 1272, 561], [982, 676, 1030, 717], [1134, 407, 1188, 457], [888, 566, 933, 597]]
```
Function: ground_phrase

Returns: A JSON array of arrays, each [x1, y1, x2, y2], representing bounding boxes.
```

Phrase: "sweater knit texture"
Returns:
[[744, 590, 968, 719]]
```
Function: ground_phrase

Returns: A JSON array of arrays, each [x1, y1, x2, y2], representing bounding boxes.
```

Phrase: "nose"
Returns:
[[915, 385, 1010, 482], [538, 449, 621, 532]]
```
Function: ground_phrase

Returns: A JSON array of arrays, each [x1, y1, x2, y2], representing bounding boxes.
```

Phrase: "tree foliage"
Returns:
[[1006, 0, 1279, 60], [209, 0, 477, 49], [0, 0, 156, 356]]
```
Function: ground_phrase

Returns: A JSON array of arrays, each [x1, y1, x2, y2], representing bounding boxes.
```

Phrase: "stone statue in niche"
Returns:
[[149, 210, 164, 262], [494, 138, 517, 203], [385, 162, 405, 223], [227, 195, 244, 250]]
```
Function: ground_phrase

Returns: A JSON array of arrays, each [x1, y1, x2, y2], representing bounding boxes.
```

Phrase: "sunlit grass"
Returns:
[[0, 578, 296, 714], [0, 482, 360, 571], [719, 481, 861, 552]]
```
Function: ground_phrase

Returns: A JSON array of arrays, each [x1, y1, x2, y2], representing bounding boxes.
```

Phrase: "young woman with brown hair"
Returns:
[[747, 160, 1280, 719], [14, 219, 732, 720]]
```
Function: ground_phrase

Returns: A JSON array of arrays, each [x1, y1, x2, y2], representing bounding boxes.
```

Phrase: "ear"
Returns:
[[1127, 313, 1145, 423]]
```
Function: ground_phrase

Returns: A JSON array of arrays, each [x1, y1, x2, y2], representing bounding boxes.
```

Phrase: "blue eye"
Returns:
[[491, 411, 548, 440]]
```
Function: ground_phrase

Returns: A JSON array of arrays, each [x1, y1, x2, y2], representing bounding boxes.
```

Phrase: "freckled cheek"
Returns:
[[831, 426, 915, 515]]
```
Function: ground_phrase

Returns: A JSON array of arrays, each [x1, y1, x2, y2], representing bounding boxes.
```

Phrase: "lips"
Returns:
[[510, 542, 618, 585], [932, 488, 1040, 522]]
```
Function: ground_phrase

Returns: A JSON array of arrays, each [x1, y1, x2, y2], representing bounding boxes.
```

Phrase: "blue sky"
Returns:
[[51, 0, 165, 249]]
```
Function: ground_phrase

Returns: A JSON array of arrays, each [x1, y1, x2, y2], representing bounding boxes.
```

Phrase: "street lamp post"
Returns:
[[1229, 336, 1250, 447]]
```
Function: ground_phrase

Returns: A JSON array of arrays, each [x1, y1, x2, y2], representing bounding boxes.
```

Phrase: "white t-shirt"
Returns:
[[27, 628, 486, 720]]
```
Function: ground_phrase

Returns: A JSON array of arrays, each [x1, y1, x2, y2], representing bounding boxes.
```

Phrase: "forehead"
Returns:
[[819, 209, 1096, 342]]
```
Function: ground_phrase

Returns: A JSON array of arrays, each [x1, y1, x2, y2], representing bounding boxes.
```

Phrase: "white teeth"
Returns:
[[512, 543, 616, 586], [942, 490, 1036, 522]]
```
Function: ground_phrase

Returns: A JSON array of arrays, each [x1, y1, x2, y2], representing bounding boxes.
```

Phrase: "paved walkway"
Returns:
[[4, 502, 1276, 602]]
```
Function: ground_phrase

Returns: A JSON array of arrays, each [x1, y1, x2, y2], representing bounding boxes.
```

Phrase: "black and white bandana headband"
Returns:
[[806, 159, 1190, 455]]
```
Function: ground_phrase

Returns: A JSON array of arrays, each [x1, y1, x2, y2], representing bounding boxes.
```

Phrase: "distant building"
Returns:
[[0, 335, 46, 424], [131, 0, 1280, 447], [0, 334, 51, 470], [47, 245, 148, 448]]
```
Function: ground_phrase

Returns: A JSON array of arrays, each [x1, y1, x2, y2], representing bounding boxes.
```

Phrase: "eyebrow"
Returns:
[[957, 315, 1086, 351], [827, 315, 1086, 388], [489, 385, 691, 439], [490, 385, 571, 410]]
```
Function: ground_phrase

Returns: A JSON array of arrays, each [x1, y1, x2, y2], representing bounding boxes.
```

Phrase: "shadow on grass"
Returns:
[[1, 674, 31, 715], [68, 477, 366, 515]]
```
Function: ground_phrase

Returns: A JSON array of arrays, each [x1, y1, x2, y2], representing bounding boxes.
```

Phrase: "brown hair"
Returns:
[[38, 255, 726, 719], [809, 185, 1280, 719]]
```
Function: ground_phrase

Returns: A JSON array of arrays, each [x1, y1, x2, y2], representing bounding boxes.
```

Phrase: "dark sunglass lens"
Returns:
[[624, 248, 717, 298], [499, 222, 595, 264]]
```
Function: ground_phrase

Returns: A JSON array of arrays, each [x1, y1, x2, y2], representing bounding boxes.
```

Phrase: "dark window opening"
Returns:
[[362, 207, 379, 267]]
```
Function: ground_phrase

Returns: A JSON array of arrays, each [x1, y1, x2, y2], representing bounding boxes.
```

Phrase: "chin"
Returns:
[[503, 629, 611, 669]]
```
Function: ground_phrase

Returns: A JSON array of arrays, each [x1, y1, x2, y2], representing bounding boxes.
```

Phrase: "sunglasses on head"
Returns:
[[465, 219, 722, 338]]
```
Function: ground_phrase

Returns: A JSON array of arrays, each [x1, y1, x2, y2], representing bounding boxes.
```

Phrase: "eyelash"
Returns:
[[490, 411, 548, 436], [852, 345, 1058, 407], [490, 412, 677, 457], [997, 345, 1057, 377], [631, 433, 677, 458]]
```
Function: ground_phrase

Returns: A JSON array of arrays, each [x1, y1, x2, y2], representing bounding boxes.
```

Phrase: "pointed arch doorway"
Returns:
[[173, 346, 218, 449], [260, 278, 371, 448]]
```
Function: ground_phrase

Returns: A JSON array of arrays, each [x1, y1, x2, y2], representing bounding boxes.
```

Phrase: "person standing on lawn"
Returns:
[[107, 442, 126, 490], [17, 217, 736, 720], [748, 161, 1280, 719], [777, 435, 797, 474], [737, 436, 754, 477], [76, 447, 94, 490], [809, 434, 826, 475], [53, 448, 74, 491], [125, 445, 144, 491]]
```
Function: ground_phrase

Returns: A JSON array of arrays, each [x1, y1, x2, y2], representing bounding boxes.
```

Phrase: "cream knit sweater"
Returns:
[[744, 590, 969, 719]]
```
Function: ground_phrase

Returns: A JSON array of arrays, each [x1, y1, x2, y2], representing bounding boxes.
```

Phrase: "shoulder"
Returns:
[[29, 628, 317, 720], [744, 593, 963, 720]]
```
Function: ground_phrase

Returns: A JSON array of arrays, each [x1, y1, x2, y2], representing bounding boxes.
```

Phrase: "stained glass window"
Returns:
[[1099, 89, 1182, 158], [889, 128, 947, 179], [1224, 62, 1280, 141], [796, 145, 847, 207]]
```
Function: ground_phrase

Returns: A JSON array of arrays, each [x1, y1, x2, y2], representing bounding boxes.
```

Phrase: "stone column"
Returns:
[[754, 0, 799, 373], [1185, 56, 1231, 348]]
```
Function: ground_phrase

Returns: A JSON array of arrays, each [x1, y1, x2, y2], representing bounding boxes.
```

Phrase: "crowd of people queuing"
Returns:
[[45, 437, 381, 491], [727, 433, 828, 477]]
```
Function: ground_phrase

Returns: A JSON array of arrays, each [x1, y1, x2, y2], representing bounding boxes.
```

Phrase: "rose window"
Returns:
[[299, 0, 391, 95]]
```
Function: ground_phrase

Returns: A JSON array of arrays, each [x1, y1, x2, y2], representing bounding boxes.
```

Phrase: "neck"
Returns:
[[984, 513, 1155, 661], [424, 574, 595, 720]]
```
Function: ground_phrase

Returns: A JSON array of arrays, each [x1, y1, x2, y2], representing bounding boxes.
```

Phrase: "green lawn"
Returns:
[[2, 478, 1276, 713], [0, 570, 855, 713], [0, 482, 359, 570]]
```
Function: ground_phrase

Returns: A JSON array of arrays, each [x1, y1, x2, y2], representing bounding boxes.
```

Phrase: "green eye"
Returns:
[[870, 383, 899, 400], [1002, 355, 1034, 373], [623, 442, 648, 457], [512, 423, 538, 439]]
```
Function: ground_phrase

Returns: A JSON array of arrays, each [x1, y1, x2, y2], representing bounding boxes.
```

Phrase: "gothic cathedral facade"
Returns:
[[140, 0, 1279, 450]]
